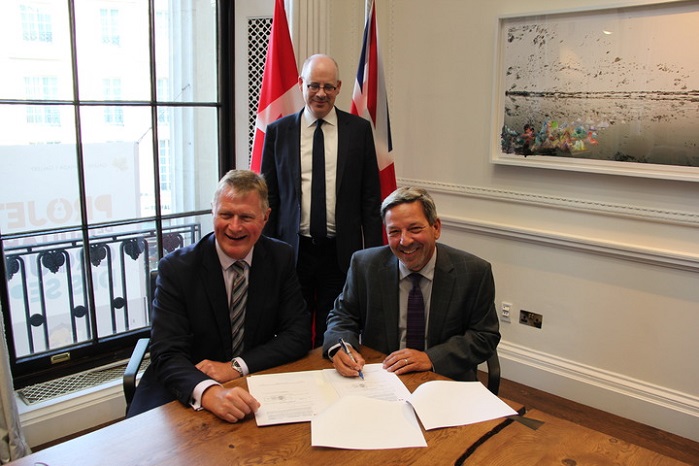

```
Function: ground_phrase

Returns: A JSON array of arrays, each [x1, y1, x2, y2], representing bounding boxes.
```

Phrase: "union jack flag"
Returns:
[[351, 0, 397, 202]]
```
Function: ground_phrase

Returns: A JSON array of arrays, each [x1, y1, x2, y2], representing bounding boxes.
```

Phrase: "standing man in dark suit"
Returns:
[[261, 54, 383, 347], [127, 170, 310, 422], [323, 187, 500, 382]]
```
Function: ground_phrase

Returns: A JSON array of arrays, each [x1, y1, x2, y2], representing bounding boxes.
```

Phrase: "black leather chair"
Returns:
[[122, 269, 156, 414]]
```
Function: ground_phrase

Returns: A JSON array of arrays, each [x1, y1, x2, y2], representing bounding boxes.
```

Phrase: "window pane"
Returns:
[[74, 0, 150, 101], [1, 3, 73, 100], [79, 105, 156, 223], [0, 105, 81, 236], [155, 0, 217, 103], [0, 102, 74, 146], [155, 106, 219, 215]]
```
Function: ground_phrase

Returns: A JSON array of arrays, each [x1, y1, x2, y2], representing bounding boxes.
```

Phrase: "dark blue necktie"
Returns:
[[310, 119, 326, 241], [407, 273, 425, 350]]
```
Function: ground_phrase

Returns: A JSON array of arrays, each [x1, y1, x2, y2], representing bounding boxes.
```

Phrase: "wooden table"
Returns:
[[9, 348, 689, 465], [462, 408, 689, 466]]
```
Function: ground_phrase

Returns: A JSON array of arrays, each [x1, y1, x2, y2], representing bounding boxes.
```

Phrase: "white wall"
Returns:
[[316, 0, 699, 441]]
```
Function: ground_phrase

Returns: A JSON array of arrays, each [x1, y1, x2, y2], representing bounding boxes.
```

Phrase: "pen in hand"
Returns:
[[339, 338, 364, 380]]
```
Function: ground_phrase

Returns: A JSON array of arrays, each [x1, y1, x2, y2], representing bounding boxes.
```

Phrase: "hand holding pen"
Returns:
[[334, 338, 365, 379]]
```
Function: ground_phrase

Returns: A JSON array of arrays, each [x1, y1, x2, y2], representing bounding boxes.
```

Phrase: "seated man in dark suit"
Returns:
[[323, 187, 500, 382], [128, 170, 311, 422]]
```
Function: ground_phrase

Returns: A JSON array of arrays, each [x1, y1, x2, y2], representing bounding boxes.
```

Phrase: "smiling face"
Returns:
[[384, 201, 441, 272], [212, 186, 270, 260], [299, 55, 341, 120]]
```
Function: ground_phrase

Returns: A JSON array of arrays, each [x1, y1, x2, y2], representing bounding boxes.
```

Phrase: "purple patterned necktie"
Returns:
[[407, 273, 425, 350]]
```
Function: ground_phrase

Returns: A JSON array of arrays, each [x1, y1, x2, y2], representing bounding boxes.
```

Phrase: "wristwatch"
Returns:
[[231, 359, 244, 378]]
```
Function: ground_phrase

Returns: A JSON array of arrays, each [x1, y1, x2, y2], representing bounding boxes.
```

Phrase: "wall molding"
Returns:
[[495, 341, 699, 442], [398, 177, 699, 272], [399, 177, 699, 227], [442, 215, 699, 272]]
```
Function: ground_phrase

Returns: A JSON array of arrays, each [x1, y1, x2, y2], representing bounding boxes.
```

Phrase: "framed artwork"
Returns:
[[491, 1, 699, 182]]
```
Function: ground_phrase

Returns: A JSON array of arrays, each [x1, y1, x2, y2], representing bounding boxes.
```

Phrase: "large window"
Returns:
[[0, 0, 234, 388]]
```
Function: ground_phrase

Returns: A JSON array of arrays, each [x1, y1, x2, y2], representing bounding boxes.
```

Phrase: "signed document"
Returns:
[[247, 363, 411, 426]]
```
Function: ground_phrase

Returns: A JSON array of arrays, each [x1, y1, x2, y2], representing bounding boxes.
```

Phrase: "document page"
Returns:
[[247, 370, 338, 426], [248, 364, 411, 426], [322, 363, 412, 401], [407, 380, 518, 430], [311, 396, 427, 450]]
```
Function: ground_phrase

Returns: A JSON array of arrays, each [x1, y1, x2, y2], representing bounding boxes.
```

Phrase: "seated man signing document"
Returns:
[[323, 187, 500, 381]]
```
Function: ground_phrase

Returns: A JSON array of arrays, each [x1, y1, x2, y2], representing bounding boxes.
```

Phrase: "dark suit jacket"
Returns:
[[127, 233, 311, 416], [260, 108, 383, 272], [323, 244, 500, 381]]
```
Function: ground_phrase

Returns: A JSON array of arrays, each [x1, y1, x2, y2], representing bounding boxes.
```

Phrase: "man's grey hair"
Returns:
[[212, 169, 269, 211], [380, 187, 438, 225]]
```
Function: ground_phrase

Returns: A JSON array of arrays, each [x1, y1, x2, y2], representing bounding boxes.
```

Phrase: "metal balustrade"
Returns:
[[4, 223, 200, 360]]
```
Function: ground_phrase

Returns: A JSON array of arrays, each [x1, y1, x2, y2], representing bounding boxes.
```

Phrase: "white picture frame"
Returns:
[[490, 1, 699, 182]]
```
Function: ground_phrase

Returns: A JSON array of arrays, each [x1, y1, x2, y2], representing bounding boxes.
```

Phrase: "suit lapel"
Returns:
[[244, 236, 269, 346], [379, 251, 401, 349], [427, 245, 455, 347], [290, 110, 304, 202], [201, 235, 232, 352], [335, 108, 349, 195]]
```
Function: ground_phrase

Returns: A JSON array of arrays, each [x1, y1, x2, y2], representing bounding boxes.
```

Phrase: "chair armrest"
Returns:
[[123, 337, 150, 409], [486, 350, 501, 396]]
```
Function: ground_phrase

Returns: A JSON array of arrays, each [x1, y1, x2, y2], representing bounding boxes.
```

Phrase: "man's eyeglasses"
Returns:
[[306, 83, 337, 93]]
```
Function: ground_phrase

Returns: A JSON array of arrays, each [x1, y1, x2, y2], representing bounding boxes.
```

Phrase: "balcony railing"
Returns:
[[4, 223, 200, 361]]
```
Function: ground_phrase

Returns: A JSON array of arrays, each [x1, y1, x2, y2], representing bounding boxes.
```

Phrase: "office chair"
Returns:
[[122, 269, 156, 414], [485, 349, 501, 396]]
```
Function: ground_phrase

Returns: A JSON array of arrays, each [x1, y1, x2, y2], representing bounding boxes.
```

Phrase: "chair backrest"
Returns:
[[486, 349, 501, 396]]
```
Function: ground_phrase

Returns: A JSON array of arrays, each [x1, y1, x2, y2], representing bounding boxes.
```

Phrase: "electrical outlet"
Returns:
[[520, 310, 543, 328], [500, 302, 512, 323]]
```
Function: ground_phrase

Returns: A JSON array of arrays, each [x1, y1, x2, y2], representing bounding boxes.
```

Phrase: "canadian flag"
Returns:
[[249, 0, 303, 172], [351, 0, 397, 202]]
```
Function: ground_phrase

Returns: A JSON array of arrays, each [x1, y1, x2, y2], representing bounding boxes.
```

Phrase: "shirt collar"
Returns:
[[303, 106, 337, 128], [215, 239, 254, 270]]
